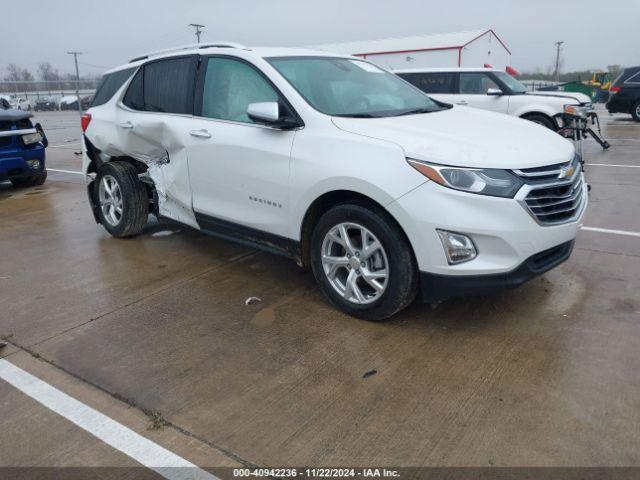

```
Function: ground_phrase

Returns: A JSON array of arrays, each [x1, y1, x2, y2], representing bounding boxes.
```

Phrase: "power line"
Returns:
[[189, 23, 205, 43]]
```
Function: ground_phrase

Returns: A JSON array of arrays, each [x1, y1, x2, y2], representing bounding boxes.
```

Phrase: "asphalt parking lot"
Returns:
[[1, 108, 639, 478]]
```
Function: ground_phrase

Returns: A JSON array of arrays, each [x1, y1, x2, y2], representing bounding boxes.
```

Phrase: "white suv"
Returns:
[[394, 67, 593, 131], [82, 43, 587, 320]]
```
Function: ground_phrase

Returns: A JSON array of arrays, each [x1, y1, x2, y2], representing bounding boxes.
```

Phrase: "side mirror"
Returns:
[[487, 88, 503, 96], [247, 102, 281, 124], [247, 102, 300, 129]]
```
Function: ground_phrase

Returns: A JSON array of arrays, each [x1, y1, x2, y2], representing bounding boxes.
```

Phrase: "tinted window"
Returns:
[[459, 73, 500, 94], [91, 67, 135, 107], [123, 69, 144, 110], [399, 72, 455, 94], [143, 57, 196, 114], [201, 57, 279, 123], [123, 57, 196, 114], [624, 71, 640, 84]]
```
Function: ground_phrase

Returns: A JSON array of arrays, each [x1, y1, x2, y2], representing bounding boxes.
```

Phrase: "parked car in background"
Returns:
[[82, 44, 586, 320], [59, 95, 92, 111], [12, 98, 32, 111], [395, 67, 594, 131], [0, 101, 48, 187], [606, 66, 640, 122], [34, 97, 58, 111]]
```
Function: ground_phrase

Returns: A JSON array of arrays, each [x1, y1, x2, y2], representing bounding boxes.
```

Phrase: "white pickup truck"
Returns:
[[394, 67, 593, 131]]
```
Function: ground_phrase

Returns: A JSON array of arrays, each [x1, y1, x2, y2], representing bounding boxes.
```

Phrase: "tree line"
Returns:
[[2, 62, 99, 93]]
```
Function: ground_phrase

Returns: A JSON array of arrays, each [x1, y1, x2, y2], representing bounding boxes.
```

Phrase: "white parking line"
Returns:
[[48, 168, 83, 175], [582, 226, 640, 238], [0, 359, 219, 480], [586, 163, 640, 168]]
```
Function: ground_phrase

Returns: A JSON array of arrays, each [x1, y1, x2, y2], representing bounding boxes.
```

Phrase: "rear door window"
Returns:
[[91, 67, 136, 107], [459, 72, 500, 94], [123, 56, 197, 114], [399, 72, 456, 94]]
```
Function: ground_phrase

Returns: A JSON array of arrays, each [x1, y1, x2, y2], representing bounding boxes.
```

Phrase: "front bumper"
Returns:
[[420, 240, 574, 303], [0, 145, 46, 181], [387, 174, 586, 301]]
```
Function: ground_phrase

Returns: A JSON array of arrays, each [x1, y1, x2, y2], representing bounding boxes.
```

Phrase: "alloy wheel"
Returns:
[[98, 174, 123, 227], [321, 222, 389, 304]]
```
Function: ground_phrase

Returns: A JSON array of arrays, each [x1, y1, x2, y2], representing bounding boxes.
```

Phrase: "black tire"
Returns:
[[310, 203, 418, 321], [11, 170, 47, 188], [631, 101, 640, 122], [523, 113, 557, 131], [95, 161, 148, 238]]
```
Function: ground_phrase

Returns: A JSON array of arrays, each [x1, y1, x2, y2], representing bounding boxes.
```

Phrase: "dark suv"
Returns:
[[606, 66, 640, 122]]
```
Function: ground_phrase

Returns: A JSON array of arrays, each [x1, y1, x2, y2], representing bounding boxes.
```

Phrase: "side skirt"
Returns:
[[194, 212, 301, 264]]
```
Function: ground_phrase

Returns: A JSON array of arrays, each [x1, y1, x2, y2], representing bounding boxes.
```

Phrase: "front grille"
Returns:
[[514, 156, 586, 225], [0, 136, 12, 148]]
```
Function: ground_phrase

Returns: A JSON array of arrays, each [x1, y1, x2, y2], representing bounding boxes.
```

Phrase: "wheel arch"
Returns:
[[519, 111, 560, 130], [297, 189, 416, 270]]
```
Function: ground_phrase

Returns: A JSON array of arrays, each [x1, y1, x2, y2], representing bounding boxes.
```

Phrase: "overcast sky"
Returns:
[[2, 0, 636, 77]]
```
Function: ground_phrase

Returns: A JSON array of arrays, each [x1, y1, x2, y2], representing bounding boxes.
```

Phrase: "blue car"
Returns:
[[0, 98, 48, 187]]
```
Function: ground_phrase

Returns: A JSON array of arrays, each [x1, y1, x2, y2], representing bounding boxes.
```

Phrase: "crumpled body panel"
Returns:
[[91, 114, 198, 229]]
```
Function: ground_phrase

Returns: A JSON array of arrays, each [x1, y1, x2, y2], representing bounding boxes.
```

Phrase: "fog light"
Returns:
[[27, 159, 41, 169], [437, 230, 477, 264]]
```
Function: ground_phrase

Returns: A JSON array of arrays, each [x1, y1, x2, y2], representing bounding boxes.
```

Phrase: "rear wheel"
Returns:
[[522, 113, 556, 130], [10, 170, 47, 188], [95, 161, 148, 238], [631, 101, 640, 122], [310, 203, 418, 321]]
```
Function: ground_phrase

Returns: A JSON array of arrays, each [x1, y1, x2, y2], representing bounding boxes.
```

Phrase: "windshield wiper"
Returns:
[[334, 113, 380, 118], [394, 107, 438, 116]]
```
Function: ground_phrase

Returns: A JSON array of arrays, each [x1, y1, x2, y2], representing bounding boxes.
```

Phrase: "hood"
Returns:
[[0, 108, 33, 122], [332, 106, 574, 169], [526, 90, 591, 104]]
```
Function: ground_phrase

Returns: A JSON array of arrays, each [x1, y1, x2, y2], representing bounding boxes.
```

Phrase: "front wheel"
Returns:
[[95, 161, 149, 238], [522, 113, 557, 130], [310, 203, 418, 321]]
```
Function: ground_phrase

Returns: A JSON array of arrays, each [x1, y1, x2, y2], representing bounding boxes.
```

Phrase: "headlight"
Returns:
[[407, 158, 523, 198], [564, 104, 589, 118], [22, 132, 42, 145]]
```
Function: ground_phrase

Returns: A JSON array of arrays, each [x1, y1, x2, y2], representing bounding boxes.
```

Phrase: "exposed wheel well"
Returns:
[[298, 190, 415, 270], [520, 111, 559, 130]]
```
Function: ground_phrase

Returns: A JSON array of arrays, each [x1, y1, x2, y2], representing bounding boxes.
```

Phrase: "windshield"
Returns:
[[268, 56, 443, 117], [494, 72, 528, 94]]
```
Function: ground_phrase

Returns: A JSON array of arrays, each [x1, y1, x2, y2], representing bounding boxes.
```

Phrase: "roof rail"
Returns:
[[129, 42, 247, 63]]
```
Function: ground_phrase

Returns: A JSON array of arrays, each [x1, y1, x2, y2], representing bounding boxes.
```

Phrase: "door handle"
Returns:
[[118, 121, 134, 129], [189, 129, 211, 139], [456, 101, 468, 105]]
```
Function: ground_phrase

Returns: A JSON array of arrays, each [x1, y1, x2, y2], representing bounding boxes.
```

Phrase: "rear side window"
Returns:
[[399, 72, 456, 94], [122, 56, 197, 114], [624, 71, 640, 84], [91, 68, 136, 107]]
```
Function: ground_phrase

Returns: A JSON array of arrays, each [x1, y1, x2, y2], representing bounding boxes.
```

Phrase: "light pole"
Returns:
[[189, 24, 205, 43], [67, 51, 83, 116], [553, 41, 564, 84]]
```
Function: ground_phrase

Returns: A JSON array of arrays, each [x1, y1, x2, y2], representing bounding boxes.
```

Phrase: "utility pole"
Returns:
[[553, 41, 564, 84], [67, 51, 83, 116], [189, 24, 205, 43]]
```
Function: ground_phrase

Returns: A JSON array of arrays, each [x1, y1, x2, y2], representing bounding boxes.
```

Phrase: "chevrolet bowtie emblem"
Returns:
[[558, 165, 575, 179]]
